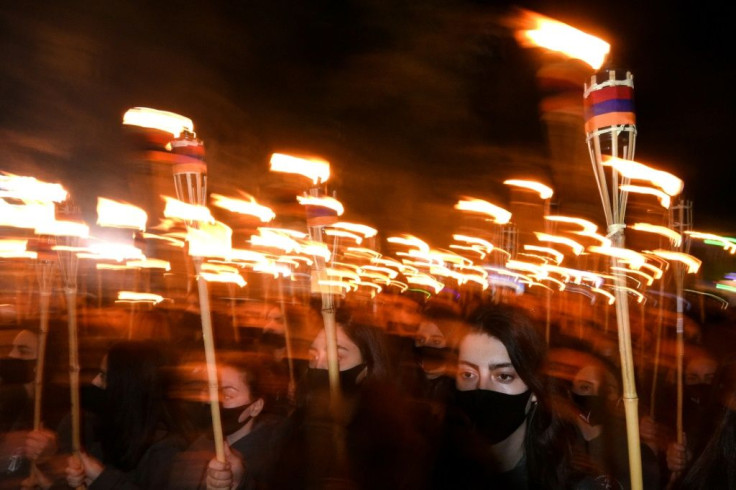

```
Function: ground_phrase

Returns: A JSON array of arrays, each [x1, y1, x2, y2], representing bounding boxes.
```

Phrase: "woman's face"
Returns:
[[309, 327, 363, 371], [456, 333, 528, 395], [219, 366, 253, 409]]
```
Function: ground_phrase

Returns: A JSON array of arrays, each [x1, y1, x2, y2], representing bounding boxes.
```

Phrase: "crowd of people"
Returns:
[[0, 288, 734, 489]]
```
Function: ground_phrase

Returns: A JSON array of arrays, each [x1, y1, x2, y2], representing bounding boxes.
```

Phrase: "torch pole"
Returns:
[[609, 239, 643, 490], [194, 258, 225, 462], [650, 278, 666, 419], [66, 286, 82, 456], [277, 275, 296, 398]]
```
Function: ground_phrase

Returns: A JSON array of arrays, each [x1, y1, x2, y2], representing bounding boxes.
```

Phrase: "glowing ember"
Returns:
[[514, 9, 610, 70], [503, 179, 554, 199], [97, 198, 148, 231], [122, 107, 193, 137], [211, 193, 275, 222], [455, 198, 511, 225], [270, 153, 330, 185]]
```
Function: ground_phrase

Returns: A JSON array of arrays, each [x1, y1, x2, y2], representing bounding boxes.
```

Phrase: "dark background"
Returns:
[[1, 1, 734, 277]]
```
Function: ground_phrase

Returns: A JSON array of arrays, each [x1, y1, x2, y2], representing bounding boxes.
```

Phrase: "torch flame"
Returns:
[[296, 195, 345, 216], [211, 193, 275, 223], [122, 107, 193, 137], [620, 185, 671, 209], [163, 196, 214, 223], [0, 174, 68, 202], [331, 222, 378, 238], [630, 223, 682, 247], [97, 198, 148, 231], [603, 157, 684, 196], [117, 291, 165, 305], [270, 153, 330, 185], [503, 179, 554, 199], [646, 249, 702, 274], [534, 232, 584, 255], [455, 198, 511, 225], [514, 9, 610, 70]]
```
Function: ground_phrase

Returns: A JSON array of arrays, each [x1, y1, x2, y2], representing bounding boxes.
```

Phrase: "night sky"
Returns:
[[1, 1, 735, 256]]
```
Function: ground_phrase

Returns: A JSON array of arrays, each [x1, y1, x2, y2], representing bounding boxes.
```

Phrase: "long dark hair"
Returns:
[[100, 340, 173, 471], [464, 304, 576, 489], [677, 362, 736, 490]]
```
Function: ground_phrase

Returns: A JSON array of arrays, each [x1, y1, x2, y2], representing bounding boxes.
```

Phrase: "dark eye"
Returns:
[[497, 373, 515, 383]]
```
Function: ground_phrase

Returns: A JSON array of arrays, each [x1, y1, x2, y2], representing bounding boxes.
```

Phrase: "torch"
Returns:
[[270, 153, 343, 397], [584, 68, 643, 490]]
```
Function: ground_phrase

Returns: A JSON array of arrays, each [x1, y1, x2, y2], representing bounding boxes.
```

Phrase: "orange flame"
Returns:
[[620, 185, 671, 208], [455, 198, 511, 225], [604, 157, 684, 196], [163, 196, 214, 223], [296, 195, 344, 216], [116, 291, 165, 305], [534, 232, 584, 255], [97, 198, 148, 231], [503, 179, 554, 199], [122, 107, 193, 137], [270, 153, 330, 185], [0, 174, 68, 202], [514, 10, 610, 70], [646, 249, 701, 274], [211, 193, 275, 222], [630, 223, 682, 247]]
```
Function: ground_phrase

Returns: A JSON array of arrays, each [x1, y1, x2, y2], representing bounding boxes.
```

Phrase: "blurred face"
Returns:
[[415, 321, 446, 348], [685, 357, 717, 385], [456, 333, 528, 395], [572, 365, 603, 396], [379, 295, 421, 335], [9, 330, 38, 360], [263, 307, 285, 335], [309, 327, 363, 371], [220, 366, 254, 409], [92, 355, 108, 389]]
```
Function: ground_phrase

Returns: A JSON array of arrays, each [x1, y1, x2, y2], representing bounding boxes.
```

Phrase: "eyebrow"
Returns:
[[458, 361, 514, 370]]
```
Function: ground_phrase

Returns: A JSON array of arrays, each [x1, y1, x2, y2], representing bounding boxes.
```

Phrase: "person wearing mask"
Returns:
[[207, 311, 427, 490], [665, 347, 719, 485], [432, 304, 579, 490], [59, 340, 186, 489], [169, 353, 285, 489]]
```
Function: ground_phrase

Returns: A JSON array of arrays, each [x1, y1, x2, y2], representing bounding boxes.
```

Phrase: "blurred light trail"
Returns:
[[515, 9, 610, 69], [122, 107, 193, 137], [331, 222, 378, 238], [523, 245, 564, 264], [163, 196, 214, 223], [646, 249, 702, 274], [97, 198, 148, 231], [685, 231, 736, 254], [211, 193, 275, 222], [503, 179, 554, 199], [592, 287, 616, 305], [544, 215, 599, 234], [534, 232, 584, 255], [455, 198, 511, 224], [611, 266, 654, 286], [116, 291, 164, 305], [296, 195, 344, 216], [620, 185, 671, 208], [270, 153, 330, 185], [603, 157, 684, 196], [589, 245, 646, 269], [630, 223, 682, 247], [0, 174, 68, 202]]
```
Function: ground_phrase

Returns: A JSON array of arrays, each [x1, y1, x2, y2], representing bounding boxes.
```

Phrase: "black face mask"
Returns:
[[414, 345, 451, 372], [684, 383, 711, 406], [219, 400, 256, 436], [0, 358, 35, 384], [571, 393, 607, 426], [80, 384, 107, 415], [260, 332, 286, 351], [454, 389, 532, 444], [305, 364, 367, 394]]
